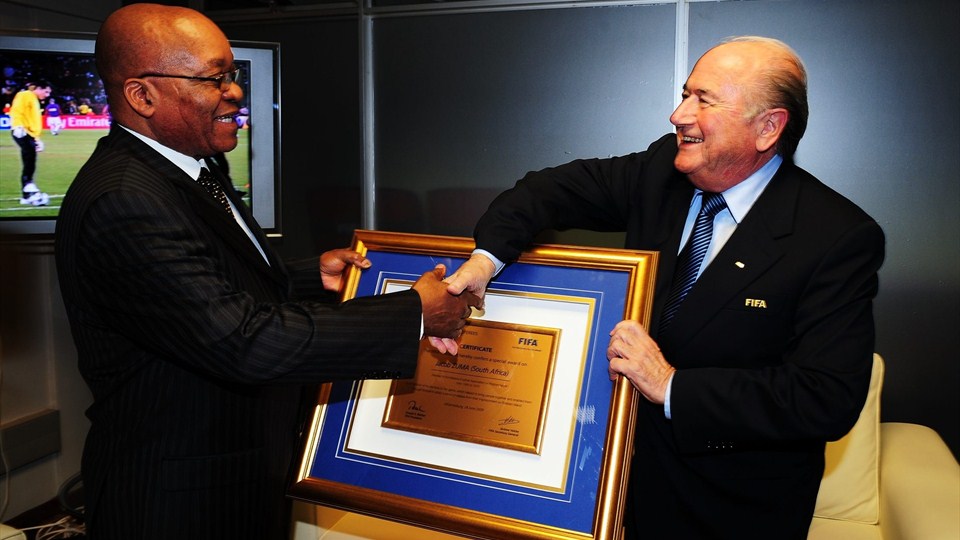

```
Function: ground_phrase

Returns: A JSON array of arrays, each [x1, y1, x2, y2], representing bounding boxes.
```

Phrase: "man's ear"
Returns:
[[123, 78, 156, 118], [756, 108, 788, 153]]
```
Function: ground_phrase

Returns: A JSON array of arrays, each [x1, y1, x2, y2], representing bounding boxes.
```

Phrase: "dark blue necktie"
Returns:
[[660, 192, 727, 330]]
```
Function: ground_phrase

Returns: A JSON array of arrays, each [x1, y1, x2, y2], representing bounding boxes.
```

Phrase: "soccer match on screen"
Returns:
[[1, 50, 251, 220]]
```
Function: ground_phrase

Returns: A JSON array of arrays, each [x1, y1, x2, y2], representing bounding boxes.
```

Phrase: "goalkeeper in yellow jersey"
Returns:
[[10, 81, 52, 206]]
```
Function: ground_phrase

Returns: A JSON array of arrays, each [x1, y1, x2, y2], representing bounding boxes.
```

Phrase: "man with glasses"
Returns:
[[55, 4, 478, 539]]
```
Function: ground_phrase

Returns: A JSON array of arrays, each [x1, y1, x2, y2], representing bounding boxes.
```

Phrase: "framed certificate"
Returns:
[[290, 230, 657, 540]]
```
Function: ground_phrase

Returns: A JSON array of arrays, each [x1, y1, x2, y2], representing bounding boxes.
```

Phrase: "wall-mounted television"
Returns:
[[0, 31, 281, 237]]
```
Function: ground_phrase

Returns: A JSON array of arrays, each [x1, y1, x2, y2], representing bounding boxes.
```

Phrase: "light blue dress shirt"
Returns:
[[663, 154, 782, 418]]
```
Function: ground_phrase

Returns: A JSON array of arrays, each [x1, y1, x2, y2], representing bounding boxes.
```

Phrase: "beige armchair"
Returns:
[[809, 354, 960, 540]]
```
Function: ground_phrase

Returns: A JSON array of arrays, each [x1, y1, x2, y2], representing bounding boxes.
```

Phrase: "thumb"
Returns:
[[349, 253, 372, 268], [432, 263, 447, 280], [445, 273, 466, 295]]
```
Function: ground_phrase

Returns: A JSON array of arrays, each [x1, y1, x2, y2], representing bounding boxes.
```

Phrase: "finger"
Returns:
[[430, 336, 460, 355], [608, 333, 633, 356], [432, 263, 447, 280], [609, 365, 620, 381], [608, 357, 626, 381], [609, 323, 643, 349], [607, 342, 624, 362], [428, 336, 450, 355], [611, 319, 640, 335], [441, 337, 459, 355], [462, 291, 482, 308]]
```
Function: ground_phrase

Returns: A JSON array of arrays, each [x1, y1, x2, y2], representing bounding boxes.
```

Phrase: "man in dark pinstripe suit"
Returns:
[[54, 4, 478, 538]]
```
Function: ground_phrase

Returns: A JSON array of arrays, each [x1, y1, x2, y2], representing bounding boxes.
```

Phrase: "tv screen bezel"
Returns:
[[0, 31, 282, 238]]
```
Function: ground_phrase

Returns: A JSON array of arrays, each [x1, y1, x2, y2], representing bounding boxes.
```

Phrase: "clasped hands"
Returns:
[[320, 249, 481, 353]]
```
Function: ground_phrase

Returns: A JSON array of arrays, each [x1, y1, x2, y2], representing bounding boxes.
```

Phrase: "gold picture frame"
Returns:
[[290, 230, 657, 540]]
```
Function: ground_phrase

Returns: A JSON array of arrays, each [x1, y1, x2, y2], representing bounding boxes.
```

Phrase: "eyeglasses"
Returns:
[[138, 67, 241, 90]]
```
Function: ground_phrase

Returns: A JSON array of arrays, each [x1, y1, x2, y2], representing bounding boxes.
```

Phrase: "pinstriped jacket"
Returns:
[[55, 126, 422, 539]]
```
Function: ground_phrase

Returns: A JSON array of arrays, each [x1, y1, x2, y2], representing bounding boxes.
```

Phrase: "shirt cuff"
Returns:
[[471, 248, 505, 276], [664, 371, 675, 420]]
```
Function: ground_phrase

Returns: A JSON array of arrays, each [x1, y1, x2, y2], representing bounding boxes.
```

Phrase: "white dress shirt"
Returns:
[[118, 124, 269, 265]]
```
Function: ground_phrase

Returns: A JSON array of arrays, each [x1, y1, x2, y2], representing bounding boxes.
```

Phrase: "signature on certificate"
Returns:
[[407, 401, 426, 413]]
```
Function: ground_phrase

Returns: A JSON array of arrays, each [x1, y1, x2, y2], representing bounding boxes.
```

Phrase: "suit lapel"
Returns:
[[198, 163, 289, 287], [648, 175, 697, 332], [209, 165, 271, 259], [109, 128, 287, 287], [661, 164, 799, 341], [656, 175, 698, 250]]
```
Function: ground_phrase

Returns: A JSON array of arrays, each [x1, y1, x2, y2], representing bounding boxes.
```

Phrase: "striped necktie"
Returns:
[[659, 192, 727, 330]]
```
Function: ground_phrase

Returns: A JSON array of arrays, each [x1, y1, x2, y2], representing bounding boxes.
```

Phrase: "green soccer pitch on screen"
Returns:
[[0, 32, 280, 236]]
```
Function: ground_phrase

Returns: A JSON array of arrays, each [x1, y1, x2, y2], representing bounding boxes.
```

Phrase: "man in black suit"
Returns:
[[439, 37, 885, 539], [55, 4, 477, 539]]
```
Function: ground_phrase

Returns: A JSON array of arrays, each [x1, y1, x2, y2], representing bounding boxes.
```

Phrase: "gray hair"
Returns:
[[723, 36, 808, 159]]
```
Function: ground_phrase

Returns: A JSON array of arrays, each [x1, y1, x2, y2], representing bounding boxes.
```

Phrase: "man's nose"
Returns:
[[670, 98, 694, 126]]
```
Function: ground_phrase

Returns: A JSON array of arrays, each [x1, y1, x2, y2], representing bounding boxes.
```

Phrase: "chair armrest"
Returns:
[[0, 524, 27, 540], [878, 422, 959, 540]]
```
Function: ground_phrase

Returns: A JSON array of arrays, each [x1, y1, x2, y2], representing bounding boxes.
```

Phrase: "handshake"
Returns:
[[411, 264, 481, 346], [321, 249, 495, 355], [412, 254, 498, 355]]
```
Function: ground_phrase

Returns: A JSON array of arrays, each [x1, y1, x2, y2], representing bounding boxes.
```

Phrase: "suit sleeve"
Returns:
[[73, 187, 422, 386], [284, 256, 339, 302], [474, 134, 679, 263], [669, 219, 885, 451]]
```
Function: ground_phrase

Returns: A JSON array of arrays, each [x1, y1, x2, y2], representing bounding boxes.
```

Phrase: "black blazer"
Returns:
[[55, 127, 423, 539], [475, 134, 885, 539]]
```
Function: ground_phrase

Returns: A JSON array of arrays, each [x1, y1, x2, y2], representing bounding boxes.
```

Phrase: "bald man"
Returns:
[[55, 5, 476, 538], [442, 37, 884, 539]]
